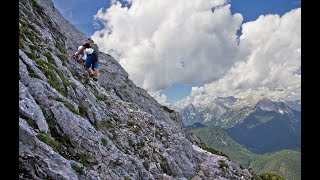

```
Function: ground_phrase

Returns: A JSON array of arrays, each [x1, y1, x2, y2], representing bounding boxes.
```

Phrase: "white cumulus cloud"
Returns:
[[92, 0, 243, 91], [174, 8, 301, 108], [148, 91, 169, 106]]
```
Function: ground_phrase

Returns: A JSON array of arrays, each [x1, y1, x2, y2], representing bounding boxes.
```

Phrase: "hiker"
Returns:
[[72, 38, 99, 81], [73, 45, 86, 68]]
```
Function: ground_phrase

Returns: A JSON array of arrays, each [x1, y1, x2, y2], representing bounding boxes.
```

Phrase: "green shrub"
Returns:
[[259, 172, 284, 180], [92, 91, 104, 101], [134, 149, 139, 155], [30, 0, 44, 14], [63, 102, 79, 115], [100, 120, 115, 129], [78, 106, 86, 117], [75, 153, 90, 168], [124, 149, 129, 154], [43, 52, 55, 64], [218, 160, 228, 169], [25, 51, 36, 60], [46, 117, 56, 129], [56, 42, 66, 54], [29, 73, 41, 79], [101, 138, 107, 146], [57, 54, 67, 64], [48, 96, 64, 102], [30, 45, 41, 52], [71, 163, 84, 176], [71, 83, 77, 90], [128, 139, 133, 146], [143, 161, 149, 170], [160, 157, 173, 175], [40, 107, 47, 116], [26, 118, 37, 129], [48, 96, 79, 115], [59, 134, 71, 147], [25, 30, 36, 42], [36, 133, 62, 152]]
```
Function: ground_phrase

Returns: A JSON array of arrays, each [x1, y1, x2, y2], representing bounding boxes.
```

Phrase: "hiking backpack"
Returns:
[[90, 43, 99, 63]]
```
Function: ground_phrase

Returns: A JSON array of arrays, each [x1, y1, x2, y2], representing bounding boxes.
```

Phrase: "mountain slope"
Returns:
[[192, 126, 260, 166], [252, 150, 301, 180], [227, 108, 301, 153], [191, 126, 301, 180], [19, 0, 252, 179]]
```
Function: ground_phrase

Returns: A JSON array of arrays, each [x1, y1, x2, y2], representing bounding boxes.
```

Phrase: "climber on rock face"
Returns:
[[72, 38, 99, 81]]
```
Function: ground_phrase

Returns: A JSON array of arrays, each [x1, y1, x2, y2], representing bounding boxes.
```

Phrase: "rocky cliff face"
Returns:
[[19, 0, 252, 179]]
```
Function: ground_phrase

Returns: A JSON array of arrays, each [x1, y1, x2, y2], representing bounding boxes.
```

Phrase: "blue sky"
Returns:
[[52, 0, 300, 103]]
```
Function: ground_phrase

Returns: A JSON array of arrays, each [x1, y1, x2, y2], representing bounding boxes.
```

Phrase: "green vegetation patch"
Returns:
[[36, 132, 62, 152], [101, 138, 108, 146], [71, 163, 84, 176], [75, 152, 90, 168], [29, 73, 41, 79], [132, 127, 140, 134], [143, 160, 149, 170], [160, 157, 173, 175], [91, 90, 111, 107], [218, 160, 229, 169], [197, 137, 229, 158], [25, 63, 42, 80], [78, 105, 86, 117], [25, 51, 36, 60], [100, 120, 116, 129], [36, 59, 70, 96], [30, 0, 44, 15], [30, 44, 41, 52], [57, 54, 67, 66], [48, 96, 79, 115], [56, 42, 67, 54], [26, 118, 38, 129], [43, 52, 55, 64], [259, 172, 284, 180]]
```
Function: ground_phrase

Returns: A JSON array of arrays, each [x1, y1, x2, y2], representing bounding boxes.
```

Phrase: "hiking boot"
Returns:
[[90, 74, 95, 77], [93, 77, 98, 81]]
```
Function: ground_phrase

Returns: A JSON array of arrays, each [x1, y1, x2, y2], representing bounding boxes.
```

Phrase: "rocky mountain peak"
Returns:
[[19, 0, 252, 179]]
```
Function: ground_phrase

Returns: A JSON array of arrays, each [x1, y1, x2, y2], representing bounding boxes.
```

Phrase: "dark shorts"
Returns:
[[85, 55, 99, 70]]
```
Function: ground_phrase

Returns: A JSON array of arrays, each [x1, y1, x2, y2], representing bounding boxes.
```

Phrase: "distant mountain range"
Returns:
[[179, 93, 300, 128], [285, 100, 301, 111], [190, 125, 301, 180], [179, 96, 236, 127], [179, 93, 301, 153]]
